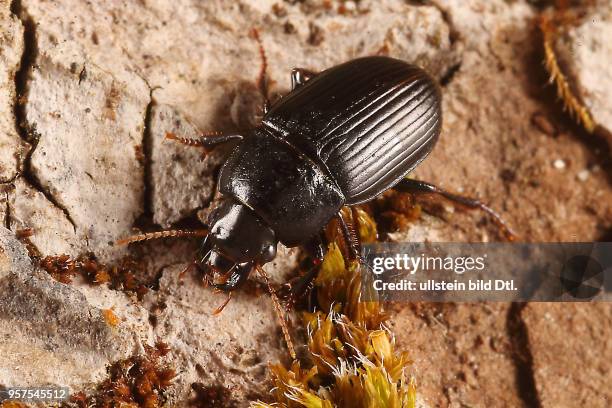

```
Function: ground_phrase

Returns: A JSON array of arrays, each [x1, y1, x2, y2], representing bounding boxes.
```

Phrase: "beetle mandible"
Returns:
[[120, 51, 514, 304]]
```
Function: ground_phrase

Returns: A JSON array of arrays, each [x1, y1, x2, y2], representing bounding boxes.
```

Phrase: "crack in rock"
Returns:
[[0, 2, 28, 184], [141, 91, 155, 222], [507, 303, 542, 408], [10, 0, 77, 233], [0, 228, 153, 388]]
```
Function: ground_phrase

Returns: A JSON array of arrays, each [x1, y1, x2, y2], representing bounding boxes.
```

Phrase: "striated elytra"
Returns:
[[199, 56, 442, 291]]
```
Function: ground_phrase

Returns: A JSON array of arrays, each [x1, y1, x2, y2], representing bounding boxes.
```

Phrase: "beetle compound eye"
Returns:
[[260, 242, 277, 263]]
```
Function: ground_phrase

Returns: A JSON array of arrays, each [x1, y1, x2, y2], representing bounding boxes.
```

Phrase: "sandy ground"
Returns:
[[0, 0, 611, 406]]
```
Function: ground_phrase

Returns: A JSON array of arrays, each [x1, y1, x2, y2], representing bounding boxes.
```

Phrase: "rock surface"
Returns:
[[523, 303, 612, 407], [143, 265, 292, 405], [149, 103, 225, 227], [26, 51, 150, 259], [0, 3, 26, 183], [0, 0, 610, 406], [0, 227, 151, 389]]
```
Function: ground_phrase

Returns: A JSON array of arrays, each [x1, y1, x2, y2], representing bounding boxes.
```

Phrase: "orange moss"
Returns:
[[66, 342, 175, 408], [102, 308, 120, 327], [0, 402, 30, 408], [40, 254, 149, 300]]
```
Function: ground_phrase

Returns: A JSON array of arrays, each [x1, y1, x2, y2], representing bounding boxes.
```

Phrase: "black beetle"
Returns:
[[121, 55, 514, 300]]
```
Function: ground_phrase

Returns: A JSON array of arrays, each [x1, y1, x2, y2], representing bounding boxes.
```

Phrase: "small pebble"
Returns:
[[553, 159, 566, 169], [577, 169, 589, 181], [344, 1, 357, 11]]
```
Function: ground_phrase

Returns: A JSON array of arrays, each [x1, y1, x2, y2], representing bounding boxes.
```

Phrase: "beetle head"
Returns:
[[197, 199, 278, 290]]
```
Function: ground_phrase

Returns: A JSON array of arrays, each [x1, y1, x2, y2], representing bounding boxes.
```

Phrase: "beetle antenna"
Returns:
[[116, 229, 208, 245], [257, 265, 297, 360], [165, 131, 223, 148]]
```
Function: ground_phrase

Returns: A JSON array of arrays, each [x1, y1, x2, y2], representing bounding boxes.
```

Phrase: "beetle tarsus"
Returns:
[[278, 235, 326, 309], [279, 266, 319, 311], [393, 178, 517, 241]]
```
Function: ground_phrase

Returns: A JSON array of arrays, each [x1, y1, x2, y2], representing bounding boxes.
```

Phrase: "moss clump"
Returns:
[[65, 342, 175, 408], [40, 254, 149, 300], [251, 208, 416, 408], [539, 6, 596, 133]]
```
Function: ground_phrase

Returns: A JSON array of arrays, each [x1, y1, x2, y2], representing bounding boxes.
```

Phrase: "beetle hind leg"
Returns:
[[393, 178, 517, 241]]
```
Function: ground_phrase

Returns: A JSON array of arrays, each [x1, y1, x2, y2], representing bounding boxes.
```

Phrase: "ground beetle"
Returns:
[[121, 55, 514, 304]]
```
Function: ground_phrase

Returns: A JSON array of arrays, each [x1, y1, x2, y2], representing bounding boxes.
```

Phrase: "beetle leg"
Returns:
[[278, 234, 327, 309], [336, 210, 362, 262], [291, 68, 317, 90], [257, 265, 297, 360], [393, 178, 517, 241]]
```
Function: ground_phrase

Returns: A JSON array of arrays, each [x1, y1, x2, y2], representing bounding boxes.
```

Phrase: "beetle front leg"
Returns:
[[291, 68, 317, 90], [278, 234, 327, 308], [393, 178, 517, 241]]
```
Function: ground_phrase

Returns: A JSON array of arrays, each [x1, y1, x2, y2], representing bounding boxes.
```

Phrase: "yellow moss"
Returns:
[[251, 208, 415, 408], [0, 402, 30, 408], [353, 207, 378, 244]]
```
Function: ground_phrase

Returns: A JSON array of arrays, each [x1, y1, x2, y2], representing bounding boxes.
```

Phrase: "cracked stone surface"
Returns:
[[0, 0, 610, 406], [149, 103, 225, 227], [523, 303, 612, 407], [0, 227, 151, 388], [392, 303, 526, 407], [143, 265, 291, 405], [4, 178, 80, 256], [0, 4, 26, 183], [26, 51, 150, 259]]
